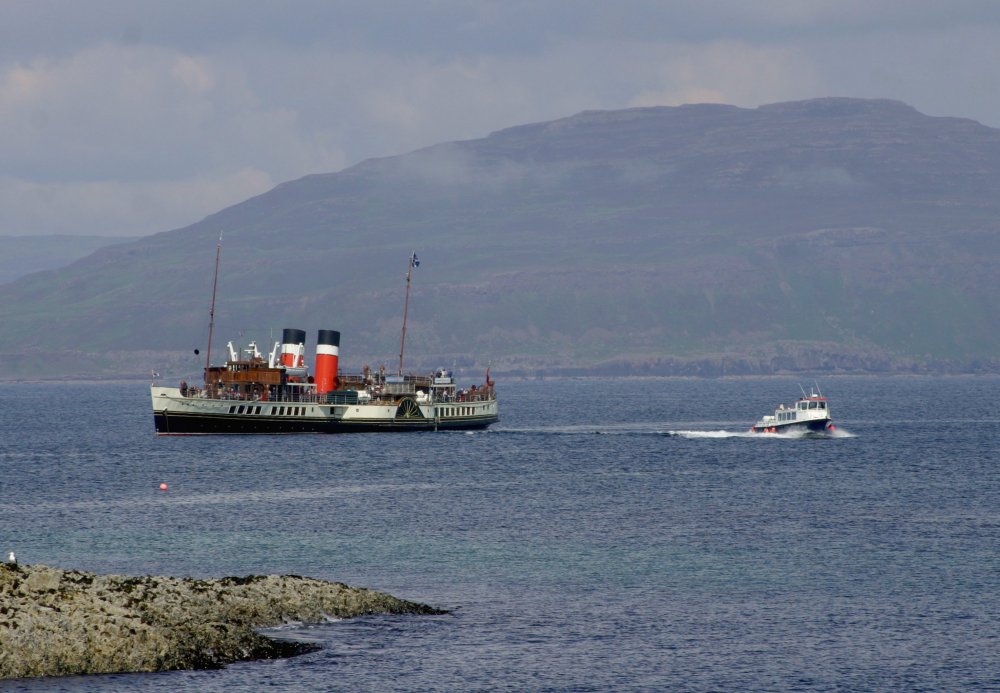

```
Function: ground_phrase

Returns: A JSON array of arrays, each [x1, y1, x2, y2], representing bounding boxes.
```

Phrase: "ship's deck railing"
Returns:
[[179, 384, 495, 404]]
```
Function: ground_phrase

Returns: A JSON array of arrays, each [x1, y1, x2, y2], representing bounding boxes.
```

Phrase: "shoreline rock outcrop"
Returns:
[[0, 562, 445, 680]]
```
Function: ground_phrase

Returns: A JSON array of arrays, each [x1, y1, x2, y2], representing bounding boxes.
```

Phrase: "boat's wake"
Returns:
[[492, 424, 670, 436], [663, 430, 758, 439], [484, 425, 855, 438], [665, 427, 855, 439]]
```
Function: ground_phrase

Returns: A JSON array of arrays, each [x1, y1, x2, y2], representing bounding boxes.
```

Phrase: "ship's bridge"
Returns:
[[796, 397, 829, 419]]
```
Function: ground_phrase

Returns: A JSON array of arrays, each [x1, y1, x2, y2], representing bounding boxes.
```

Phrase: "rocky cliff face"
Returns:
[[0, 563, 444, 680]]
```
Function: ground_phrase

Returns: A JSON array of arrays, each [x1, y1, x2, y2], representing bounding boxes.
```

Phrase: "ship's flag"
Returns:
[[410, 252, 420, 268]]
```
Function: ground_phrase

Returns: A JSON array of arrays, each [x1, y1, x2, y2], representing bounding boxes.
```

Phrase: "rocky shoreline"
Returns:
[[0, 562, 445, 680]]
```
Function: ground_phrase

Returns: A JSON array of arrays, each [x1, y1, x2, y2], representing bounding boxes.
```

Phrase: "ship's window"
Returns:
[[237, 405, 246, 414], [809, 401, 817, 409], [229, 406, 236, 414], [255, 406, 262, 415], [818, 401, 826, 409]]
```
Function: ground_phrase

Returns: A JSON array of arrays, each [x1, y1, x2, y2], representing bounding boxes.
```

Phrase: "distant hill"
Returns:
[[0, 97, 998, 380], [0, 235, 128, 286]]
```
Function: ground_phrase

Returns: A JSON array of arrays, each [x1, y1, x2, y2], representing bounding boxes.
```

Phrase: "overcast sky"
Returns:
[[3, 0, 1000, 238]]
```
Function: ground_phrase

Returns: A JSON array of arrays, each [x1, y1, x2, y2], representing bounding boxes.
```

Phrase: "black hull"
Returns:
[[154, 411, 498, 435]]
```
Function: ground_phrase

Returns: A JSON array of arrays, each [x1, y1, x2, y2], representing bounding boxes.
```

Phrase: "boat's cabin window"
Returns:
[[808, 401, 816, 409], [818, 401, 826, 409], [798, 402, 806, 410]]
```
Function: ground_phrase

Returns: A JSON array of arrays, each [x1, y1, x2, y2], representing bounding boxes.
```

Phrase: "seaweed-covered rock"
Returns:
[[0, 563, 444, 680]]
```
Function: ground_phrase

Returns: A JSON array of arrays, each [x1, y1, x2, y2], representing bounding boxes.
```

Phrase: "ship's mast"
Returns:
[[204, 233, 222, 384], [398, 251, 419, 375]]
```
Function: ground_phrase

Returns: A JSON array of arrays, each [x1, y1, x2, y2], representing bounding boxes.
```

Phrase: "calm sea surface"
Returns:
[[1, 376, 998, 692]]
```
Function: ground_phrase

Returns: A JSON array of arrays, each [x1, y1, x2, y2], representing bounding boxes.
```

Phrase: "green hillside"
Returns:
[[1, 98, 998, 379]]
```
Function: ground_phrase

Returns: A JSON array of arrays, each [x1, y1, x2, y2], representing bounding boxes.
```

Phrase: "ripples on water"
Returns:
[[1, 376, 998, 691]]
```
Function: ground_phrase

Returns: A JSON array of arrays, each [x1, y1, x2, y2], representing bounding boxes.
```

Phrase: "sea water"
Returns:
[[1, 376, 998, 692]]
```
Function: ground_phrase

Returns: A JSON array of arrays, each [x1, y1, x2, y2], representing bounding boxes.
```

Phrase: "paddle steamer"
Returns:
[[151, 248, 498, 435]]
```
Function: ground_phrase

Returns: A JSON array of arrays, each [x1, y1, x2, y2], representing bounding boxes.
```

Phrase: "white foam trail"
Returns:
[[667, 427, 855, 439], [664, 430, 754, 439]]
